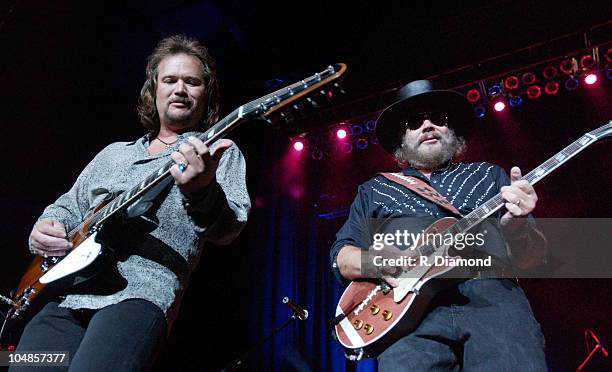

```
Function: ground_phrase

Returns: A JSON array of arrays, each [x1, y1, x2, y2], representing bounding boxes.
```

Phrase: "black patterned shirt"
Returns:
[[330, 161, 513, 282]]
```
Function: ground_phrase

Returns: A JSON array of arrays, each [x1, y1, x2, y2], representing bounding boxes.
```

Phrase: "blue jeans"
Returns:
[[10, 299, 167, 372], [377, 279, 546, 371]]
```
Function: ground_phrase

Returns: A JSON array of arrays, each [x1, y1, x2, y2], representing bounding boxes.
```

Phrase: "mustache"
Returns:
[[169, 98, 191, 105], [419, 132, 442, 144]]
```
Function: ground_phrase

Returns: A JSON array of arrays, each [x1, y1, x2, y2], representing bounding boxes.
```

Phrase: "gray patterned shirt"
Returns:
[[36, 131, 250, 326]]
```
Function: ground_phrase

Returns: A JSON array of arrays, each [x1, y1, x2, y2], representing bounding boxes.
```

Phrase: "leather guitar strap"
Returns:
[[379, 172, 462, 217]]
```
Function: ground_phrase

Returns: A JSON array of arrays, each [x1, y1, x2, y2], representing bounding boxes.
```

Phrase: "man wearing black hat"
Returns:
[[330, 80, 547, 370]]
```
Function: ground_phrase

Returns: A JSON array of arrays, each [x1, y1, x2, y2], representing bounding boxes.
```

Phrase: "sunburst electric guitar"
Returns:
[[4, 63, 347, 322]]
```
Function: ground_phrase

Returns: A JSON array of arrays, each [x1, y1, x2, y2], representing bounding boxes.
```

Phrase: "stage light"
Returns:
[[542, 66, 558, 80], [466, 88, 481, 103], [336, 128, 347, 139], [341, 142, 353, 154], [559, 59, 575, 74], [584, 73, 598, 85], [580, 54, 595, 68], [487, 84, 502, 97], [544, 81, 559, 95], [605, 48, 612, 63], [364, 119, 377, 132], [526, 85, 542, 100], [508, 95, 523, 107], [521, 72, 536, 85], [293, 140, 304, 151], [356, 138, 368, 150], [493, 101, 506, 112], [504, 76, 519, 90], [311, 147, 323, 160], [474, 105, 487, 118], [564, 77, 579, 91], [606, 68, 612, 80], [369, 134, 378, 145], [350, 124, 363, 136]]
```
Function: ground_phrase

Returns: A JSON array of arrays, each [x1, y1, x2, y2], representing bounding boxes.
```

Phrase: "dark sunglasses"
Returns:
[[404, 111, 450, 130]]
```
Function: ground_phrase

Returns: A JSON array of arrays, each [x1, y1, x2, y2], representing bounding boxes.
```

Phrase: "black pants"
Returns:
[[10, 299, 167, 372], [378, 279, 547, 371]]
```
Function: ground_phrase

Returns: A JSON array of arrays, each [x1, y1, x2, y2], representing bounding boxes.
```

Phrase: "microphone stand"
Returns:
[[576, 329, 608, 371], [220, 299, 307, 371]]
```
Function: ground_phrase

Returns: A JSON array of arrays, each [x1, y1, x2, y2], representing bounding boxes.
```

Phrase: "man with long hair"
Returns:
[[331, 80, 547, 370], [14, 35, 250, 371]]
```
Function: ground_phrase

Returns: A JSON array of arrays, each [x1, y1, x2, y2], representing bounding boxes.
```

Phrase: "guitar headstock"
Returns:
[[588, 120, 612, 140], [242, 63, 347, 118]]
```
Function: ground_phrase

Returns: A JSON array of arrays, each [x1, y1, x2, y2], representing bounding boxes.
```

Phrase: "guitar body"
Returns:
[[333, 120, 612, 359], [334, 217, 466, 358], [9, 198, 113, 319], [4, 63, 348, 324]]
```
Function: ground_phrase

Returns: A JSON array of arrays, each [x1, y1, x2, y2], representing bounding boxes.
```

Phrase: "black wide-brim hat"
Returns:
[[376, 79, 473, 154]]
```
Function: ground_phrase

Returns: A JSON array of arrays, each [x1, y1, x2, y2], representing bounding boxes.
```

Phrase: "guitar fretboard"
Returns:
[[65, 64, 346, 239], [444, 132, 601, 241]]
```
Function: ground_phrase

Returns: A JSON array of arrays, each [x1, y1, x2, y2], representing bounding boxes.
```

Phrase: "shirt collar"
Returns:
[[401, 160, 456, 179], [136, 130, 205, 159]]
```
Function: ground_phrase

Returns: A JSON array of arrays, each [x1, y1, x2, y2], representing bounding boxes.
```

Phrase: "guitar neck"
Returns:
[[75, 109, 245, 234], [64, 63, 347, 238], [450, 131, 601, 235]]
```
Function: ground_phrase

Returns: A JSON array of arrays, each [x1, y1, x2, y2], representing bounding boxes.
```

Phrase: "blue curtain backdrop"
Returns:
[[239, 133, 394, 371]]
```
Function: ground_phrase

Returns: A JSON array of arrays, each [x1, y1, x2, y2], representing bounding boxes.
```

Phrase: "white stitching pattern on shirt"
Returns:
[[373, 178, 436, 216], [445, 163, 473, 194], [440, 164, 461, 185], [458, 164, 494, 209], [450, 162, 485, 203], [475, 181, 496, 207]]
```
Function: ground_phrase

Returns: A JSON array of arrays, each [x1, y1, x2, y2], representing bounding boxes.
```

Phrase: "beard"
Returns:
[[164, 110, 193, 127], [394, 128, 466, 169], [162, 99, 201, 128]]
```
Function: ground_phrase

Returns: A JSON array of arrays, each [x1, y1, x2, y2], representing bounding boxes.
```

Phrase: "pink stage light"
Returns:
[[293, 141, 304, 151], [584, 74, 598, 85], [336, 128, 348, 139], [493, 101, 506, 112]]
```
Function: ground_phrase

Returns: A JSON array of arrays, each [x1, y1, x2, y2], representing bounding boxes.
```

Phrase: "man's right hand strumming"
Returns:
[[29, 219, 72, 257], [337, 245, 401, 288]]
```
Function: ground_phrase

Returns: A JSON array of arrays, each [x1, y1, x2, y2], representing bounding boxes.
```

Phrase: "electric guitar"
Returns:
[[334, 121, 611, 360], [5, 63, 347, 321]]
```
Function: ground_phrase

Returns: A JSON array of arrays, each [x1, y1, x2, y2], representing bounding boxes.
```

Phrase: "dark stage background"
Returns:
[[0, 1, 610, 371]]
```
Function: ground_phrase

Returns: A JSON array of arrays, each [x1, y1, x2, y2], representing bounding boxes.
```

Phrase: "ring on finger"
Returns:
[[515, 199, 521, 206], [178, 162, 188, 172]]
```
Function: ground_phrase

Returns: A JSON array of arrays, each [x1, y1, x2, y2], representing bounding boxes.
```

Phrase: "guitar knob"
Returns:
[[363, 324, 374, 335], [382, 310, 393, 321], [352, 319, 364, 330], [370, 304, 380, 315]]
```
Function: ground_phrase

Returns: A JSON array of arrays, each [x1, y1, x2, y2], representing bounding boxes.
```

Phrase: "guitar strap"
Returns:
[[379, 172, 515, 277], [378, 172, 462, 217]]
